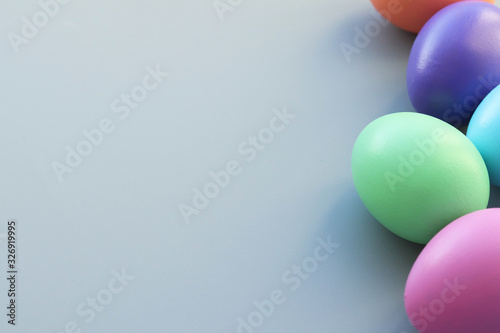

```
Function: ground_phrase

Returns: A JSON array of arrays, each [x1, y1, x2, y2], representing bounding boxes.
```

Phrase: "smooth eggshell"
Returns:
[[370, 0, 495, 33], [467, 85, 500, 186], [351, 112, 489, 244], [405, 208, 500, 333], [407, 2, 500, 127]]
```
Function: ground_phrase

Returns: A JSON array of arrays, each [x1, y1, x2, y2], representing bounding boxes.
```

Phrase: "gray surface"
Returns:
[[1, 0, 496, 332]]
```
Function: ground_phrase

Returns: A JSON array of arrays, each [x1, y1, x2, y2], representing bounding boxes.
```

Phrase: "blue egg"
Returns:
[[467, 85, 500, 186]]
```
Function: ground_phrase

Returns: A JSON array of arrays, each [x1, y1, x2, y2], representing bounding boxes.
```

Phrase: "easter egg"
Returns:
[[407, 1, 500, 127], [370, 0, 495, 33], [351, 112, 489, 244], [404, 208, 500, 333], [467, 85, 500, 187]]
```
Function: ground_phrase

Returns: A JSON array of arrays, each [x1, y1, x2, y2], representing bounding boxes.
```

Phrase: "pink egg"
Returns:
[[404, 208, 500, 333]]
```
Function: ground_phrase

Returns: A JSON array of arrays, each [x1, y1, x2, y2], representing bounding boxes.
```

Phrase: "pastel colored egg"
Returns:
[[407, 2, 500, 127], [405, 208, 500, 333], [370, 0, 495, 33], [351, 112, 489, 244], [467, 85, 500, 186]]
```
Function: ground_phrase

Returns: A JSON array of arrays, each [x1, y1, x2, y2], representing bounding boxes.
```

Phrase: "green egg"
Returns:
[[351, 112, 489, 244]]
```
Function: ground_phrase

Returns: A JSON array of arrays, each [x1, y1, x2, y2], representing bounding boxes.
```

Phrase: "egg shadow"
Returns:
[[317, 181, 422, 332], [386, 86, 416, 115], [324, 8, 423, 333], [333, 8, 418, 118], [487, 184, 500, 208], [333, 8, 416, 64]]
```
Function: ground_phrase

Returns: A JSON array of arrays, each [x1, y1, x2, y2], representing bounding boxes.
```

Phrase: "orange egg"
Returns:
[[370, 0, 496, 33]]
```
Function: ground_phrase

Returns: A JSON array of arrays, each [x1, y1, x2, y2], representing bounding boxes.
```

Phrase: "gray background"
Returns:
[[1, 0, 498, 332]]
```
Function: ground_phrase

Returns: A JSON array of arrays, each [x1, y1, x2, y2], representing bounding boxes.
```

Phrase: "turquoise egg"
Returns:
[[467, 85, 500, 186]]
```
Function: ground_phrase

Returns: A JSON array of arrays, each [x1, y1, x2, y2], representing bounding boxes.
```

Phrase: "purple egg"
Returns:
[[407, 1, 500, 127], [405, 208, 500, 333]]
